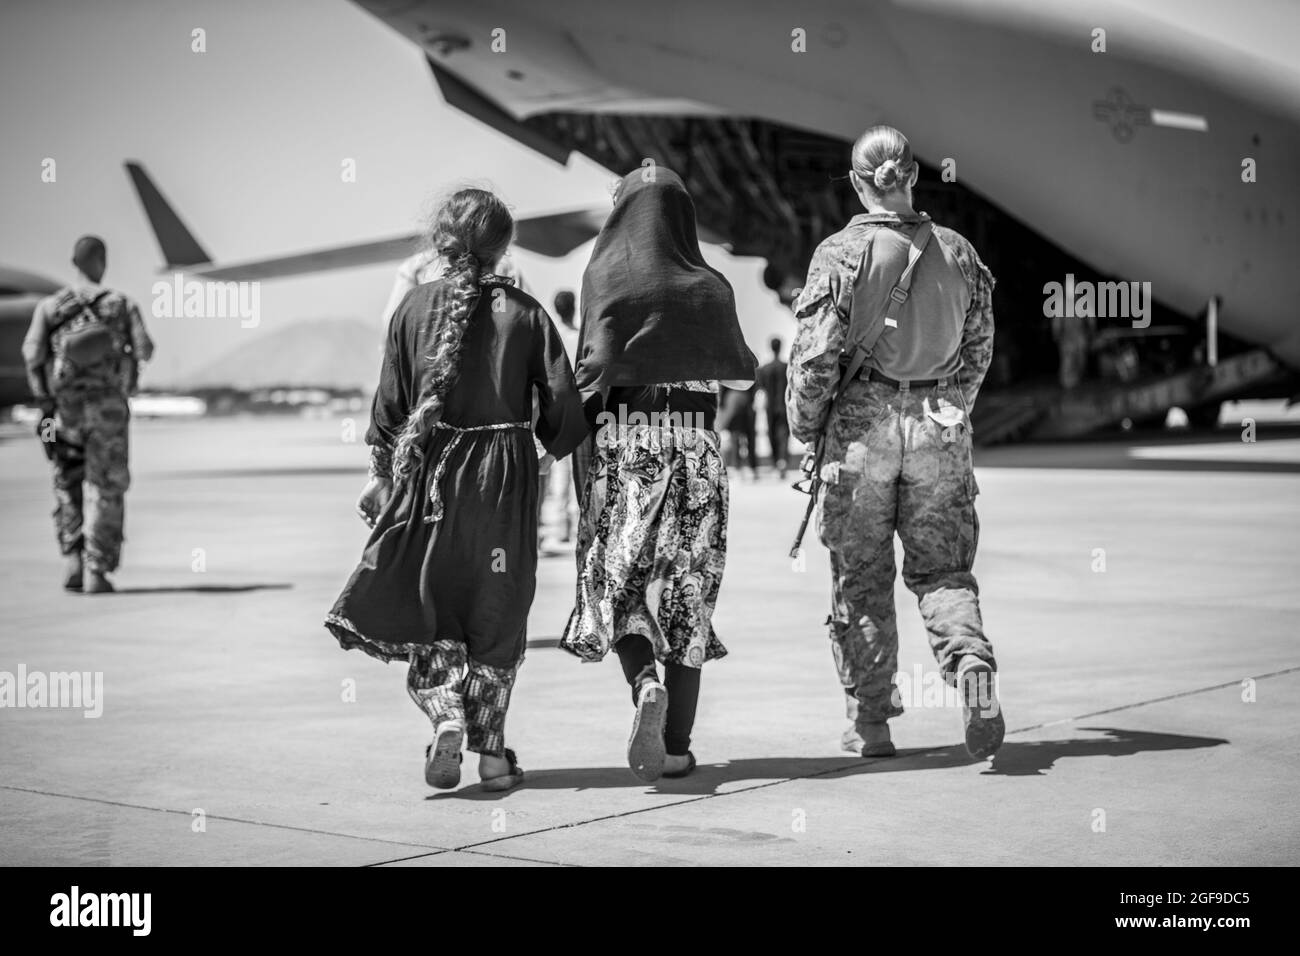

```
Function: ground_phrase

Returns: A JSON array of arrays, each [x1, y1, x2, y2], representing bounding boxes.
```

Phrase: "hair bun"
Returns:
[[873, 160, 900, 190]]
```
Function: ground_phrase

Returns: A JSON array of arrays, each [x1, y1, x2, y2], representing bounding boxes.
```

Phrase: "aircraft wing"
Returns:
[[512, 208, 607, 258], [126, 161, 610, 281], [168, 234, 427, 282], [513, 205, 724, 255]]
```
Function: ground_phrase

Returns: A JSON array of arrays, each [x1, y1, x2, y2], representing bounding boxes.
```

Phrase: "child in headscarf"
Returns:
[[561, 167, 757, 781], [326, 188, 587, 791]]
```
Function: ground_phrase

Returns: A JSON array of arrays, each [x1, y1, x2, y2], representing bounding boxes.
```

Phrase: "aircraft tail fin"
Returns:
[[124, 161, 212, 268]]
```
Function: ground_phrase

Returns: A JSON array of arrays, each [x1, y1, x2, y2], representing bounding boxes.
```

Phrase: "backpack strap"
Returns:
[[48, 288, 81, 324], [74, 289, 112, 324], [51, 287, 111, 325]]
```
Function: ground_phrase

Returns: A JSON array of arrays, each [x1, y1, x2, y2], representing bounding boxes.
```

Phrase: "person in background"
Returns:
[[717, 383, 760, 481], [552, 289, 580, 363], [22, 235, 153, 594], [756, 335, 791, 478], [326, 189, 586, 792], [562, 167, 756, 782], [1052, 307, 1093, 389]]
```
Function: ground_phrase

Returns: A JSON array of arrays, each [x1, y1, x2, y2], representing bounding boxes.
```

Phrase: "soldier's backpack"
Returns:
[[48, 289, 132, 391]]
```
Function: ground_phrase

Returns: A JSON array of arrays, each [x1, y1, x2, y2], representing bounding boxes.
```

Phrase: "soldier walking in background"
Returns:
[[787, 127, 1004, 760], [22, 236, 154, 594]]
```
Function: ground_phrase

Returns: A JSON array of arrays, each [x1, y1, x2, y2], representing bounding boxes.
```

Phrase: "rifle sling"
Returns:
[[831, 220, 935, 409]]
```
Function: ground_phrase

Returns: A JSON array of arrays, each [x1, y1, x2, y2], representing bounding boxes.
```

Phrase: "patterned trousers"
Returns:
[[406, 640, 520, 757], [51, 392, 131, 573], [818, 379, 996, 726]]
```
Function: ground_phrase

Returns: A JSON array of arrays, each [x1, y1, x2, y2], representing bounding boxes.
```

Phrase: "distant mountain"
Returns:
[[184, 318, 383, 390]]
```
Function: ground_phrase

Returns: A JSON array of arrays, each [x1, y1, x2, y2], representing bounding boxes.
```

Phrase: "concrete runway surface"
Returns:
[[1, 416, 1297, 866]]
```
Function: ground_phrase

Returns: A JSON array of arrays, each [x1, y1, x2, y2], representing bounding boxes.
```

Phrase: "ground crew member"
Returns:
[[787, 126, 1004, 760], [22, 236, 153, 593]]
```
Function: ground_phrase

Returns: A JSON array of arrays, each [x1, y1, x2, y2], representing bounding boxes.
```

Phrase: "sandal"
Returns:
[[480, 748, 524, 792], [661, 751, 697, 778], [424, 720, 465, 789]]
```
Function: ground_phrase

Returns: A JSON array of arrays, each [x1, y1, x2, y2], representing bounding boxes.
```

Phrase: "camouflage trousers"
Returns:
[[50, 392, 131, 574], [817, 379, 995, 726], [406, 640, 520, 757]]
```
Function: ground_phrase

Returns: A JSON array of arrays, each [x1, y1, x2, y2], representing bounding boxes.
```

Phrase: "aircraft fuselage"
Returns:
[[358, 0, 1300, 366]]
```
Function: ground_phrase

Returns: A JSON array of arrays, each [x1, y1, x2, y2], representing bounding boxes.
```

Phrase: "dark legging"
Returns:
[[766, 412, 790, 467], [615, 635, 701, 756], [726, 422, 759, 473]]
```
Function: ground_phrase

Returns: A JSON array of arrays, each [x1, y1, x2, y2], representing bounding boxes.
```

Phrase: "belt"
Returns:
[[859, 368, 946, 390], [424, 420, 529, 524]]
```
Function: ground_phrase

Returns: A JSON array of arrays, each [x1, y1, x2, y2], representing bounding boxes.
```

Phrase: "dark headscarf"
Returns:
[[575, 167, 757, 394]]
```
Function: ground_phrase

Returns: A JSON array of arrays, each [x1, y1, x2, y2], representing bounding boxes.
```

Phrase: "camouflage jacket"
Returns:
[[785, 213, 995, 445]]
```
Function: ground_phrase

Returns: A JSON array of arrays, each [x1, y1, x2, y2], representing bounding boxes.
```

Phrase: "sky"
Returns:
[[0, 0, 792, 387]]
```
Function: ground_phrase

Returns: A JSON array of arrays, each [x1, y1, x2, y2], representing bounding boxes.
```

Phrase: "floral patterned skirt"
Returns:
[[561, 424, 730, 667]]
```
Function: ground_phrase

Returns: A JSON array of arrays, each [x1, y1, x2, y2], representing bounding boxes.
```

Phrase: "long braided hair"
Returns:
[[391, 188, 515, 481]]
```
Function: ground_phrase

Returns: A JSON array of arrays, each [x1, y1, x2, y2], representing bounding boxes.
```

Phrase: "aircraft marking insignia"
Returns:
[[1093, 87, 1150, 143]]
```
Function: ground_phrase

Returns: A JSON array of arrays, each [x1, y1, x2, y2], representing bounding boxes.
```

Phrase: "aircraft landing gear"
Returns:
[[1185, 401, 1223, 430]]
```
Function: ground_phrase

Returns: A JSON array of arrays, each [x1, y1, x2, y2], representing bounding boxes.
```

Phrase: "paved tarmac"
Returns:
[[1, 416, 1297, 865]]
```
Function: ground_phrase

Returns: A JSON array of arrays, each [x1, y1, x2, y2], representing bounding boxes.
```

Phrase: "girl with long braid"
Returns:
[[326, 188, 587, 791]]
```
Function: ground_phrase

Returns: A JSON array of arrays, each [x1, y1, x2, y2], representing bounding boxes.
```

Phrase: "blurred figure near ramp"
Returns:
[[756, 335, 791, 478]]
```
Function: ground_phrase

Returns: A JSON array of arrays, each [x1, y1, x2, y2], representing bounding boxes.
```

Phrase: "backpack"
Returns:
[[48, 289, 132, 391]]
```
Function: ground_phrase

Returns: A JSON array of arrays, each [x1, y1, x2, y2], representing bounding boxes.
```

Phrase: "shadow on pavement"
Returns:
[[105, 583, 294, 595], [152, 468, 366, 480], [985, 726, 1228, 776], [427, 726, 1227, 799]]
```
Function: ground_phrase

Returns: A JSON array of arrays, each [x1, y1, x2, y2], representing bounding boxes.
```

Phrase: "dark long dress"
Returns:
[[326, 278, 587, 670]]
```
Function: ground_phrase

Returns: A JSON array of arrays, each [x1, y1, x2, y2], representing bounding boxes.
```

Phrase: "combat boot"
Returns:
[[957, 655, 1004, 759], [844, 721, 896, 758], [84, 570, 116, 594], [62, 553, 84, 592]]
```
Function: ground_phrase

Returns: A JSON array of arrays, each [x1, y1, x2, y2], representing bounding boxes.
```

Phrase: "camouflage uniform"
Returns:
[[787, 213, 996, 729], [22, 285, 153, 574]]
